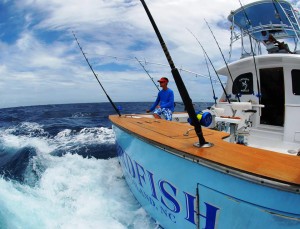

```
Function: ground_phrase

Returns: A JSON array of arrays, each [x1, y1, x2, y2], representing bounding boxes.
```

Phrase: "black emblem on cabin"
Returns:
[[232, 73, 253, 95]]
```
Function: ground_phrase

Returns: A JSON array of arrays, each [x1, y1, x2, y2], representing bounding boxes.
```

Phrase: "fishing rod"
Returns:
[[135, 57, 216, 106], [135, 57, 160, 91], [134, 58, 188, 108], [204, 19, 240, 102], [238, 0, 261, 102], [134, 56, 188, 108], [129, 57, 187, 106], [139, 0, 211, 147], [187, 29, 231, 104], [72, 31, 121, 117], [203, 51, 217, 105]]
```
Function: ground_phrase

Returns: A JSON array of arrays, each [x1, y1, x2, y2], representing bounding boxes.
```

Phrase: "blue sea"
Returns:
[[0, 102, 211, 229]]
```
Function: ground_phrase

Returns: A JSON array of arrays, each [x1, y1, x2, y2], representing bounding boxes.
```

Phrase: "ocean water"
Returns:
[[0, 102, 211, 229]]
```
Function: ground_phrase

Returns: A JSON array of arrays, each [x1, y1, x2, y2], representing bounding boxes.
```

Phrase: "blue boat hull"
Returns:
[[113, 125, 300, 228]]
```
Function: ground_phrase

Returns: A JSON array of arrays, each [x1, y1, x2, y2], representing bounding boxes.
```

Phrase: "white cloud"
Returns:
[[0, 0, 264, 108]]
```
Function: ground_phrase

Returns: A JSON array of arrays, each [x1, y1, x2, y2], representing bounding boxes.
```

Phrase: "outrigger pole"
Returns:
[[139, 0, 212, 147], [204, 19, 240, 102], [72, 32, 121, 117]]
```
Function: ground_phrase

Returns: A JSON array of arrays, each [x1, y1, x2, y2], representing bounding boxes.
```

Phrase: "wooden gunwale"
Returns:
[[109, 115, 300, 189]]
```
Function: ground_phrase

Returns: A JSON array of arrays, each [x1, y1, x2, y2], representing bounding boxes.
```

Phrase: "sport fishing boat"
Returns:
[[109, 1, 300, 228]]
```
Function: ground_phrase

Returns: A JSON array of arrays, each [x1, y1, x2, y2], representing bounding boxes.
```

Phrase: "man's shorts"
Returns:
[[154, 108, 173, 121]]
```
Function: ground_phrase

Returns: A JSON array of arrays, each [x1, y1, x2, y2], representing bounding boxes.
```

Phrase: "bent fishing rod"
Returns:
[[204, 19, 240, 102], [139, 0, 211, 147], [135, 57, 160, 91], [72, 32, 121, 116], [238, 0, 261, 102], [187, 29, 231, 104]]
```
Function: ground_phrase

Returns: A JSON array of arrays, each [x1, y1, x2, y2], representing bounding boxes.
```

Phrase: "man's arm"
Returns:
[[148, 94, 160, 112], [269, 34, 280, 44]]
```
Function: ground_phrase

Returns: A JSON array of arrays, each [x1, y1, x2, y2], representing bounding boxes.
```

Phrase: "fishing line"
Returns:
[[187, 28, 231, 104], [97, 54, 212, 80], [139, 0, 211, 147], [238, 0, 261, 103], [204, 19, 240, 102], [72, 31, 121, 117]]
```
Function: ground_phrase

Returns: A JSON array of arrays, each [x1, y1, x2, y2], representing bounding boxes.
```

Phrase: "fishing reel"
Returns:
[[187, 111, 212, 127]]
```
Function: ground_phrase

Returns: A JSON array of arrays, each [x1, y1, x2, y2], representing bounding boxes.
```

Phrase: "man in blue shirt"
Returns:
[[146, 77, 174, 121]]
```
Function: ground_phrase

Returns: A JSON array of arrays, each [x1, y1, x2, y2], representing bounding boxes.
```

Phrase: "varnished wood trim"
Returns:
[[109, 115, 300, 191]]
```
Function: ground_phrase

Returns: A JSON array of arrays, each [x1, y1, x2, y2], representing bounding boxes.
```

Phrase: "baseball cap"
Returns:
[[157, 77, 169, 83]]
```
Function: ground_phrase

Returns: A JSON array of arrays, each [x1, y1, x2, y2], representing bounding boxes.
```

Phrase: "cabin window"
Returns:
[[291, 70, 300, 95], [232, 73, 253, 95]]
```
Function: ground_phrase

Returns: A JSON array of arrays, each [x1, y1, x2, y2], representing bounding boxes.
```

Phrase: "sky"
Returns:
[[0, 0, 299, 108]]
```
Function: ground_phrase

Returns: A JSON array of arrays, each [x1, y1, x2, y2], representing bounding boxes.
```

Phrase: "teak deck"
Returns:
[[109, 115, 300, 186]]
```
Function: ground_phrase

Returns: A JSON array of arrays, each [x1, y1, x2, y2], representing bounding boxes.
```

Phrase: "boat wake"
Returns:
[[0, 122, 158, 228]]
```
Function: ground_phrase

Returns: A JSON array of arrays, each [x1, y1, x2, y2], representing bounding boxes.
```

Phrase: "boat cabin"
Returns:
[[217, 54, 300, 144], [215, 0, 300, 146]]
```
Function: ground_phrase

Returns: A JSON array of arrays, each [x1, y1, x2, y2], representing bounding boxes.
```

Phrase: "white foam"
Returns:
[[0, 132, 55, 154], [0, 155, 157, 228], [0, 125, 115, 155], [0, 124, 156, 228], [54, 127, 115, 146]]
